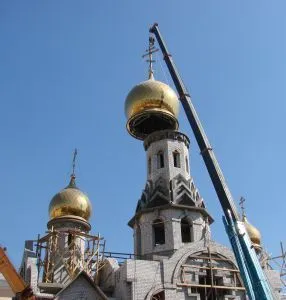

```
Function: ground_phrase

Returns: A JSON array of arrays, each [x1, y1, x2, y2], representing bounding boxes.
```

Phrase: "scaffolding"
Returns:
[[35, 228, 105, 285], [177, 249, 245, 300], [263, 242, 286, 295]]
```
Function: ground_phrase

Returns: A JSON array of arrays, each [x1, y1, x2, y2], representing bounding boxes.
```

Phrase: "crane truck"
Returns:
[[0, 246, 35, 300], [149, 23, 276, 300]]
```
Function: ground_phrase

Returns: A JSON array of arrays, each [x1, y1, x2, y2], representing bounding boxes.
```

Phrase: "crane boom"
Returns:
[[0, 247, 34, 299], [149, 23, 275, 300], [149, 23, 239, 223]]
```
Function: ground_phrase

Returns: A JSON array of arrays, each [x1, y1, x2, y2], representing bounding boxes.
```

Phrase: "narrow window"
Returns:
[[191, 182, 195, 191], [148, 157, 151, 175], [26, 268, 32, 285], [157, 151, 164, 169], [181, 218, 192, 243], [185, 156, 189, 173], [173, 151, 180, 168], [67, 233, 73, 246], [153, 219, 165, 246]]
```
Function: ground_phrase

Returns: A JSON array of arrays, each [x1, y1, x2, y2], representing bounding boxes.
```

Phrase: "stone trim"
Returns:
[[144, 130, 190, 151], [47, 216, 91, 232], [128, 204, 213, 228]]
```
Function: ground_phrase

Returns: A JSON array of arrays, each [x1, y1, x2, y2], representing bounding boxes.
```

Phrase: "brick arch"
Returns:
[[171, 248, 244, 299], [171, 241, 238, 285]]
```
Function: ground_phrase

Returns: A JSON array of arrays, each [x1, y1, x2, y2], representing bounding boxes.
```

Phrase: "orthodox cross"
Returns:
[[142, 35, 159, 79], [239, 196, 246, 217], [72, 148, 78, 177]]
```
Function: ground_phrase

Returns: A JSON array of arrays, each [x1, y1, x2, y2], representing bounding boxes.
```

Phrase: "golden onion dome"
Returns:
[[49, 176, 92, 221], [125, 74, 179, 140], [242, 215, 262, 249]]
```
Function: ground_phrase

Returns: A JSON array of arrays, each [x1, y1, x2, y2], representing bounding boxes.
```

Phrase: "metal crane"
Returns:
[[149, 23, 275, 300], [0, 246, 35, 299]]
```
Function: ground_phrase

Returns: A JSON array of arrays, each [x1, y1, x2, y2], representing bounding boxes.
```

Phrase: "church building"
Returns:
[[1, 36, 282, 300]]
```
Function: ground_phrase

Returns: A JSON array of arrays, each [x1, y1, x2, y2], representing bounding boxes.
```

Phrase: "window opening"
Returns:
[[157, 151, 164, 169], [181, 218, 192, 243], [185, 156, 189, 173], [153, 219, 165, 246], [26, 267, 32, 284], [191, 182, 195, 191], [67, 233, 73, 246], [148, 157, 151, 175], [173, 151, 180, 168]]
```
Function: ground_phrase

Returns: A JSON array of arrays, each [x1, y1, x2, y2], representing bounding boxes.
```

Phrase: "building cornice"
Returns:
[[144, 130, 190, 151]]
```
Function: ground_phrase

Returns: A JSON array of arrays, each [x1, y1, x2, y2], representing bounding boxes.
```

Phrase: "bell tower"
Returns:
[[125, 38, 213, 260]]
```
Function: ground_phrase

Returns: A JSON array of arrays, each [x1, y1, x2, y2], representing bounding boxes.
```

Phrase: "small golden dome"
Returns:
[[242, 215, 261, 248], [125, 75, 179, 140], [49, 176, 92, 221]]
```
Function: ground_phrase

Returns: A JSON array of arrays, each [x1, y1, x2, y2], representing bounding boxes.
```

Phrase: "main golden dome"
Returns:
[[49, 176, 92, 221], [242, 215, 261, 249], [125, 74, 179, 140]]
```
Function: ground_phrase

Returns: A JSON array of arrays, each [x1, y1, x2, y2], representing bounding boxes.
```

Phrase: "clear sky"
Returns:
[[0, 1, 286, 267]]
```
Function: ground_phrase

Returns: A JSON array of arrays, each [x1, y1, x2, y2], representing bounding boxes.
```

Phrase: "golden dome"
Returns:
[[49, 176, 92, 221], [125, 75, 179, 140], [242, 215, 261, 248]]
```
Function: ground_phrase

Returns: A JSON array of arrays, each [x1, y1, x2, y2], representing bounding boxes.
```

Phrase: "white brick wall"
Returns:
[[146, 133, 191, 183], [135, 208, 205, 257], [55, 275, 104, 300], [112, 241, 246, 300]]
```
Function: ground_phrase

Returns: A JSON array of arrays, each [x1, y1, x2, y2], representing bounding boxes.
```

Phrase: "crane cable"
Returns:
[[155, 51, 170, 86]]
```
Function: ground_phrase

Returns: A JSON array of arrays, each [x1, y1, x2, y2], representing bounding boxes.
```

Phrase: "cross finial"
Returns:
[[67, 148, 78, 188], [239, 196, 246, 217], [142, 35, 159, 79], [72, 148, 78, 177]]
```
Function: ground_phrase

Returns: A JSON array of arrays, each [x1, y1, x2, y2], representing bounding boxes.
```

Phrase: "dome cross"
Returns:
[[239, 196, 246, 218], [142, 35, 158, 79], [72, 148, 78, 178]]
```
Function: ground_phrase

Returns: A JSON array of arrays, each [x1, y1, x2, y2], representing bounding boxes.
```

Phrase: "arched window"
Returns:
[[185, 156, 189, 173], [157, 151, 164, 169], [173, 151, 180, 168], [153, 219, 165, 246], [148, 157, 151, 175], [181, 218, 192, 243]]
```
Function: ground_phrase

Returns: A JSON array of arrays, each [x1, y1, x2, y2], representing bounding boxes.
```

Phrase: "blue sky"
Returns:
[[0, 1, 285, 267]]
